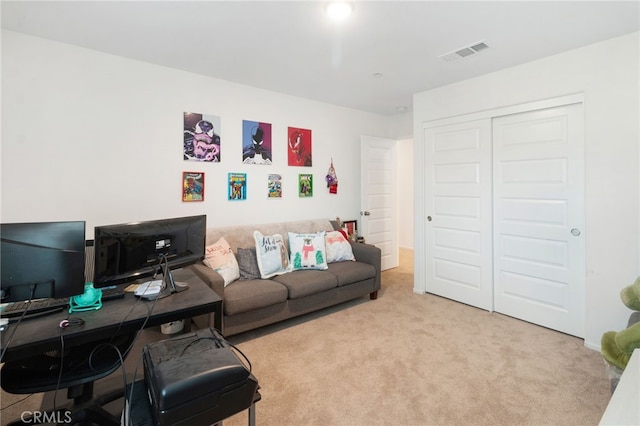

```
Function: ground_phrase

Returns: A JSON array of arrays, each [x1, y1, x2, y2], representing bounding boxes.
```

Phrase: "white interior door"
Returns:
[[423, 120, 493, 310], [493, 103, 585, 337], [361, 135, 398, 270]]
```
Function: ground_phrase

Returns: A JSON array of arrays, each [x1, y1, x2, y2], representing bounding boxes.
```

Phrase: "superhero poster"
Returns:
[[184, 112, 221, 162], [182, 172, 204, 202], [298, 174, 313, 197], [268, 174, 282, 198], [242, 120, 272, 165], [228, 173, 247, 200], [288, 127, 312, 166]]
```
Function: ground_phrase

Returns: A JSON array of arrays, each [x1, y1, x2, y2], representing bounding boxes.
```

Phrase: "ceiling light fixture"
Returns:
[[325, 2, 353, 21]]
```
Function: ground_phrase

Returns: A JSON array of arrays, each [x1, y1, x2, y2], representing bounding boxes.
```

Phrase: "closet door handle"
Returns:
[[427, 216, 432, 222], [570, 228, 581, 236]]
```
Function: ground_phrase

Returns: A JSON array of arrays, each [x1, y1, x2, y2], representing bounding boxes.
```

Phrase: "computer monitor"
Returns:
[[0, 221, 86, 302], [93, 215, 206, 291]]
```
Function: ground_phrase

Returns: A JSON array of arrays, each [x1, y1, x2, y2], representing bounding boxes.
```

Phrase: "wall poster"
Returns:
[[268, 174, 282, 198], [242, 120, 272, 164], [228, 172, 247, 200], [288, 127, 312, 166], [182, 172, 204, 202], [298, 174, 313, 197], [184, 112, 221, 162]]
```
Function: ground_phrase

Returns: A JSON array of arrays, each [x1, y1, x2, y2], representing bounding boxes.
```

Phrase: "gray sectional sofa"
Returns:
[[189, 219, 382, 336]]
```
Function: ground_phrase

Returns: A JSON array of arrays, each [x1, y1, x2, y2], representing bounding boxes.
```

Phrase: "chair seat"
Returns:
[[2, 332, 136, 425]]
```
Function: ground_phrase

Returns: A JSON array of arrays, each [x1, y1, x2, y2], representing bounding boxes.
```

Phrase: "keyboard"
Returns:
[[0, 286, 126, 321], [100, 286, 126, 301], [0, 298, 68, 320]]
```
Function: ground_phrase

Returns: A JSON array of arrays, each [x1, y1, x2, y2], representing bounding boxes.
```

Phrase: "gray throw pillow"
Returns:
[[237, 247, 261, 280]]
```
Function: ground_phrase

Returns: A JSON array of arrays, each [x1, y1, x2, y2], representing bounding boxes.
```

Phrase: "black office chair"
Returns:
[[2, 239, 138, 425], [1, 332, 137, 425]]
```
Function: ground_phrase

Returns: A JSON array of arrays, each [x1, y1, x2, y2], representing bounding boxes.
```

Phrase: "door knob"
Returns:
[[570, 228, 581, 236], [427, 216, 432, 222], [361, 211, 371, 216]]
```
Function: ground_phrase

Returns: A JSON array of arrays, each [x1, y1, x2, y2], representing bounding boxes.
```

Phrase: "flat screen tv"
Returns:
[[1, 221, 86, 302], [93, 215, 206, 288]]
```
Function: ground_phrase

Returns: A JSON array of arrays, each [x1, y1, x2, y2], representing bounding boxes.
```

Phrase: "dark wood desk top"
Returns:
[[0, 268, 222, 363]]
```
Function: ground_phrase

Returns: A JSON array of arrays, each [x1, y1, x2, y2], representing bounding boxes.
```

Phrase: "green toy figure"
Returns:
[[601, 277, 640, 370]]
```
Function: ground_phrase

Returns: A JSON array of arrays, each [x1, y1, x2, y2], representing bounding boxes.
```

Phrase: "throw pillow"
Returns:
[[288, 232, 328, 270], [237, 247, 261, 280], [325, 230, 356, 263], [203, 237, 240, 286], [254, 231, 293, 278]]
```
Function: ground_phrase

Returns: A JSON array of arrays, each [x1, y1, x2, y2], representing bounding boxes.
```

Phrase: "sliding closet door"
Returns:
[[493, 103, 585, 337], [424, 120, 493, 311]]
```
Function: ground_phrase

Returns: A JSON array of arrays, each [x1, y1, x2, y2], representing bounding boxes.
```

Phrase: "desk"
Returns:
[[1, 268, 223, 363], [600, 348, 640, 425]]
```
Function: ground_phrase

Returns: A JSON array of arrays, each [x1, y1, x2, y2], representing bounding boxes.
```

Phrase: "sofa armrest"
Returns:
[[350, 242, 382, 290], [188, 262, 225, 298]]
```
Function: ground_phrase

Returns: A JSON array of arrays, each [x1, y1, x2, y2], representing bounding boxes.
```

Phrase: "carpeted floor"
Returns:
[[1, 249, 612, 425], [222, 249, 611, 426]]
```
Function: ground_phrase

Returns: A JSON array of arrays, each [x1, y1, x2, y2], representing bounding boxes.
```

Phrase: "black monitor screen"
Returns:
[[1, 221, 86, 302], [93, 215, 206, 287]]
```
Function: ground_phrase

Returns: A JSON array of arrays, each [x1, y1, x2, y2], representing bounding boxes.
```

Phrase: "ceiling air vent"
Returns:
[[439, 41, 489, 62]]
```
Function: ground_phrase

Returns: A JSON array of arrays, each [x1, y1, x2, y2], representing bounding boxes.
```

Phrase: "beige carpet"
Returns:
[[1, 249, 611, 425], [222, 249, 611, 426]]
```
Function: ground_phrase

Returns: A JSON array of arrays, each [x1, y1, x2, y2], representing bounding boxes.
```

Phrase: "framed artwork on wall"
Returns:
[[242, 120, 272, 164], [342, 220, 357, 240], [228, 172, 247, 200], [288, 127, 312, 166], [268, 174, 282, 198], [183, 112, 221, 162], [298, 174, 313, 197], [182, 172, 205, 202]]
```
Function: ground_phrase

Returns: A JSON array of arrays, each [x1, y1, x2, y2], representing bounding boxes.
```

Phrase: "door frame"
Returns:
[[415, 93, 584, 295]]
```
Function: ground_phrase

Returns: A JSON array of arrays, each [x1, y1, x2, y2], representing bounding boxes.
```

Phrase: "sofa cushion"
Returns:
[[203, 237, 240, 286], [324, 230, 356, 263], [237, 247, 261, 280], [288, 232, 328, 271], [271, 270, 337, 299], [223, 279, 288, 316], [327, 261, 376, 286], [254, 231, 293, 278]]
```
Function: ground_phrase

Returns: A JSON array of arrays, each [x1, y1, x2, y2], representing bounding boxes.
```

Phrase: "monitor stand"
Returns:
[[155, 267, 189, 299], [137, 255, 189, 301]]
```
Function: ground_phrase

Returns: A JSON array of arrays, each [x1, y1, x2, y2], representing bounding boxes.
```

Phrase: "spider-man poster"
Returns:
[[242, 120, 272, 165], [184, 112, 221, 162], [288, 127, 312, 167]]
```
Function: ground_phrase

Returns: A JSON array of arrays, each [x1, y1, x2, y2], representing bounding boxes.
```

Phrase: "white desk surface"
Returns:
[[600, 348, 640, 426]]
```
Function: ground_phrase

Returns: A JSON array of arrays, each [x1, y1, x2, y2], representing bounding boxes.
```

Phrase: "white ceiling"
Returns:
[[2, 1, 639, 116]]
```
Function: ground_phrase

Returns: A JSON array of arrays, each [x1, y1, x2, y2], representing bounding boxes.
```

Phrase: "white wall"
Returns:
[[1, 30, 394, 235], [413, 32, 640, 350]]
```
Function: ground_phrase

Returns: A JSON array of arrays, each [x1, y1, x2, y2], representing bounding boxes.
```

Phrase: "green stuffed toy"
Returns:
[[601, 277, 640, 369]]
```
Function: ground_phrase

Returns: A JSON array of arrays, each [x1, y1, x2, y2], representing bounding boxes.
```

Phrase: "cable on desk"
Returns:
[[0, 284, 39, 361], [91, 279, 164, 426], [52, 333, 66, 412]]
